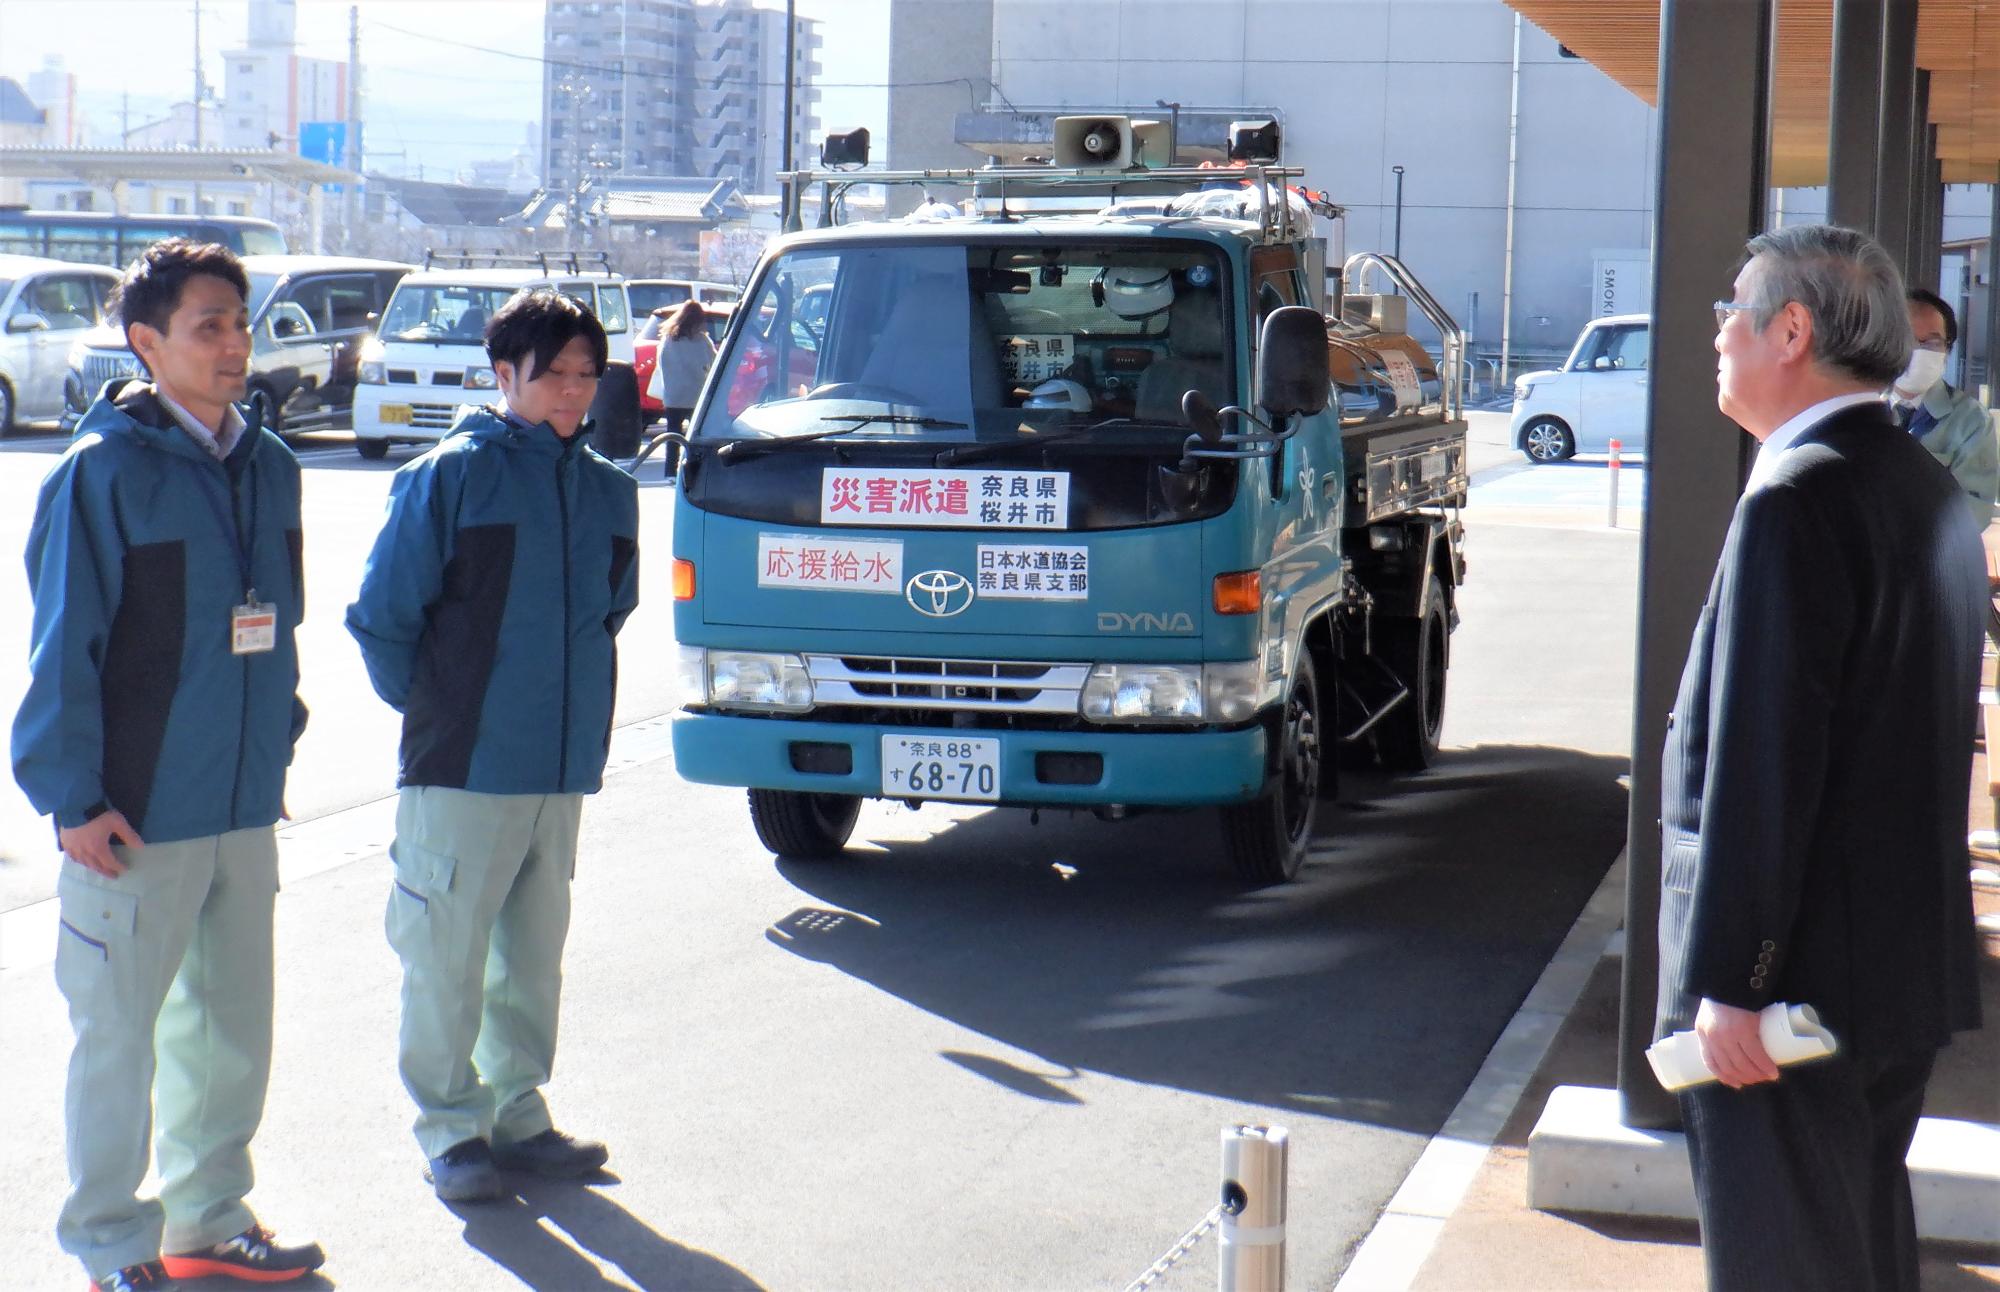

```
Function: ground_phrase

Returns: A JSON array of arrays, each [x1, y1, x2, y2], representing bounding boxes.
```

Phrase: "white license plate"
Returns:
[[379, 403, 413, 425], [881, 734, 1000, 802]]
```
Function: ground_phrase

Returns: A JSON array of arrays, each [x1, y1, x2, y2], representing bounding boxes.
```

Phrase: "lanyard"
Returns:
[[193, 464, 257, 600]]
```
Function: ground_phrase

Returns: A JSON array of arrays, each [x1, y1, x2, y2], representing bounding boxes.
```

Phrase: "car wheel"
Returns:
[[0, 378, 14, 435], [356, 437, 390, 460], [1521, 417, 1574, 463]]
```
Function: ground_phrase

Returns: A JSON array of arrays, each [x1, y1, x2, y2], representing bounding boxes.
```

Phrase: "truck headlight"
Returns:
[[704, 649, 813, 710], [1080, 663, 1201, 722], [359, 360, 386, 384], [463, 366, 497, 389]]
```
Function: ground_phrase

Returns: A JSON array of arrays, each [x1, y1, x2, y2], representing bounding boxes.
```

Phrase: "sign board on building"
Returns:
[[1590, 250, 1652, 318], [699, 228, 767, 285]]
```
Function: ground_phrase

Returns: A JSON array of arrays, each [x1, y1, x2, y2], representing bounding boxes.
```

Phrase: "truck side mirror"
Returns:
[[1182, 390, 1224, 444], [1257, 306, 1330, 418]]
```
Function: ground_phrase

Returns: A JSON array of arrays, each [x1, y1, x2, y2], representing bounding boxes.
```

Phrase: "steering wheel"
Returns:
[[805, 382, 925, 405]]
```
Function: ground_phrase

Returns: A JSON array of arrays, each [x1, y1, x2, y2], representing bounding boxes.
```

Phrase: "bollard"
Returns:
[[1607, 437, 1623, 529], [1219, 1124, 1288, 1292]]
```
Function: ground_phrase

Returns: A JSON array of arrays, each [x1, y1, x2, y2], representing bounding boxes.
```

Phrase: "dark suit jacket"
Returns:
[[1656, 400, 1986, 1059]]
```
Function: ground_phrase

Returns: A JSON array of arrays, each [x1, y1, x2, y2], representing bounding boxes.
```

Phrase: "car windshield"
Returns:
[[238, 226, 288, 257], [692, 241, 1235, 450], [379, 284, 518, 343], [246, 272, 282, 320], [628, 283, 692, 317]]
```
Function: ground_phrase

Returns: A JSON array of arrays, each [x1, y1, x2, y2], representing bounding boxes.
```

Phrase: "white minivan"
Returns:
[[351, 263, 634, 459], [1509, 313, 1651, 462]]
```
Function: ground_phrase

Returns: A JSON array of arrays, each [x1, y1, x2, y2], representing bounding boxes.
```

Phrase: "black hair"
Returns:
[[484, 287, 609, 380], [1907, 287, 1957, 349], [110, 239, 249, 350]]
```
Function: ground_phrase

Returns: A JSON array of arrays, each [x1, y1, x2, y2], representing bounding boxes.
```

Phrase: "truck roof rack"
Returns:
[[779, 164, 1321, 243], [422, 248, 615, 275]]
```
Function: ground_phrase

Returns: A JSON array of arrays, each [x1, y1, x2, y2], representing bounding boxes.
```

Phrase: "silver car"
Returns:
[[0, 254, 119, 432]]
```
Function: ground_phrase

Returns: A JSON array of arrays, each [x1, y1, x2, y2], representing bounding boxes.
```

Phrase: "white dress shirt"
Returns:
[[155, 387, 247, 461], [1744, 391, 1884, 493]]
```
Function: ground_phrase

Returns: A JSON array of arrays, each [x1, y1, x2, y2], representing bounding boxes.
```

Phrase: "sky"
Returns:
[[0, 0, 888, 181]]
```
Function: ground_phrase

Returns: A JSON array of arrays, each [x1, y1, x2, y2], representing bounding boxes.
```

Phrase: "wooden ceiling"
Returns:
[[1506, 1, 2000, 185]]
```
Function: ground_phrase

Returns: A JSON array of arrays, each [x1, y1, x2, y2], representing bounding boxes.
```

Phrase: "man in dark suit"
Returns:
[[1657, 223, 1986, 1291]]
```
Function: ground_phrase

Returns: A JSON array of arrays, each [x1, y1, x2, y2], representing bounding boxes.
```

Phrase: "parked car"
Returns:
[[63, 254, 412, 437], [1510, 313, 1650, 462], [351, 261, 635, 459], [626, 277, 740, 319], [0, 254, 119, 432]]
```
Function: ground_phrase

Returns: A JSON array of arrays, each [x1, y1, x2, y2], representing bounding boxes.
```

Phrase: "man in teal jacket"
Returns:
[[1892, 288, 1999, 529], [347, 288, 640, 1203], [12, 240, 324, 1290]]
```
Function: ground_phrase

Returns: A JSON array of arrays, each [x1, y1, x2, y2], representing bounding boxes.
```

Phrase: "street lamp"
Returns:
[[1392, 164, 1406, 261]]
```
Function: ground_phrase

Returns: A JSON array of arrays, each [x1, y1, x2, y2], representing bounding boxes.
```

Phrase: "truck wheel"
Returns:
[[1222, 652, 1321, 884], [356, 437, 390, 461], [1377, 575, 1449, 771], [749, 789, 862, 859]]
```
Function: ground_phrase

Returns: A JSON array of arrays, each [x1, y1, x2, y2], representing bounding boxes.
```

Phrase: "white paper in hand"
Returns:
[[1645, 1002, 1839, 1092]]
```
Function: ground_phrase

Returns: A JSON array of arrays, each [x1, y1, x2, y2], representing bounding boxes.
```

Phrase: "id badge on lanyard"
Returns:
[[232, 592, 276, 655]]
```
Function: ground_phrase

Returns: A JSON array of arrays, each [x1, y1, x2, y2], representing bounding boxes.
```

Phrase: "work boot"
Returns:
[[492, 1128, 610, 1179], [424, 1137, 508, 1203]]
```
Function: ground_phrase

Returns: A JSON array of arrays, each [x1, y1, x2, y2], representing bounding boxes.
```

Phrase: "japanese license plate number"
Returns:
[[379, 403, 413, 425], [881, 734, 1000, 802]]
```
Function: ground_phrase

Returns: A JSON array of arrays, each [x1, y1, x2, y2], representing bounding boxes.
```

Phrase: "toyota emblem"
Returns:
[[906, 569, 975, 618]]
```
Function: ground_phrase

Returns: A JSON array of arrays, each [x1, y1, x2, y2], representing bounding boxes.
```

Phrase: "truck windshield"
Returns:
[[693, 241, 1235, 451], [380, 284, 519, 344]]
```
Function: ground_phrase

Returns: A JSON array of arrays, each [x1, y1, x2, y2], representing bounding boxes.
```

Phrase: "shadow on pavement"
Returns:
[[767, 742, 1630, 1139], [454, 1178, 765, 1291]]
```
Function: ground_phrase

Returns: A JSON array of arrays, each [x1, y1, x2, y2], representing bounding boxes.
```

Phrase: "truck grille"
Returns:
[[805, 655, 1089, 715], [81, 351, 143, 393], [405, 401, 462, 431], [387, 369, 419, 384]]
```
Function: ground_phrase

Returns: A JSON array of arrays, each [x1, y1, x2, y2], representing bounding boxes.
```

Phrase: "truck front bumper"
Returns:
[[671, 712, 1268, 807]]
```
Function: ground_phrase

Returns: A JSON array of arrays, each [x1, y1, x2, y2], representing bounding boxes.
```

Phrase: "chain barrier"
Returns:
[[1121, 1203, 1224, 1292]]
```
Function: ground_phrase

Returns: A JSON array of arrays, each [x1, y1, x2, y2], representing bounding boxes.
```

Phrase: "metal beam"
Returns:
[[1873, 0, 1919, 264], [1918, 125, 1945, 292], [1828, 0, 1886, 229], [1619, 0, 1774, 1131], [1907, 71, 1933, 284], [1986, 180, 2000, 402]]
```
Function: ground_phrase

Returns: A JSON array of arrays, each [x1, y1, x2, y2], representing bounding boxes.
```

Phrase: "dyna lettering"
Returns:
[[1096, 611, 1196, 632]]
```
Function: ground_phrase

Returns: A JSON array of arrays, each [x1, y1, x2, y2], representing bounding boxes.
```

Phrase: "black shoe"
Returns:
[[492, 1128, 610, 1179], [424, 1137, 507, 1203], [89, 1261, 176, 1292], [162, 1223, 324, 1281]]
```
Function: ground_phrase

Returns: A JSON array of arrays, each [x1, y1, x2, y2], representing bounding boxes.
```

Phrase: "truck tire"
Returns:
[[356, 437, 390, 460], [1222, 652, 1322, 884], [1377, 575, 1448, 771], [749, 789, 862, 859]]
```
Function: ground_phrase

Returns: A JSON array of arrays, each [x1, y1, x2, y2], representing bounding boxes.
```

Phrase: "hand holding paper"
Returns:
[[1646, 1002, 1839, 1092]]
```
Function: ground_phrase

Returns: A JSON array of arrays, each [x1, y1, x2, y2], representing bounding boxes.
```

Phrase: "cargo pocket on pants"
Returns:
[[53, 869, 140, 1008], [385, 841, 458, 957]]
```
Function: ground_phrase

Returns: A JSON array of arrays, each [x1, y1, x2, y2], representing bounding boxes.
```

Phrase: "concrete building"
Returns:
[[220, 0, 350, 155], [889, 0, 1662, 379], [25, 58, 81, 149], [541, 0, 821, 200]]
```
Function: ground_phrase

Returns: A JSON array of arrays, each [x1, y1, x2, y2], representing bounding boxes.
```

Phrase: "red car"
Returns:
[[707, 303, 821, 417]]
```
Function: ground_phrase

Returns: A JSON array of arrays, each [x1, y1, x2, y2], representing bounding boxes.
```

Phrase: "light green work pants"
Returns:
[[385, 785, 583, 1159], [53, 827, 279, 1281]]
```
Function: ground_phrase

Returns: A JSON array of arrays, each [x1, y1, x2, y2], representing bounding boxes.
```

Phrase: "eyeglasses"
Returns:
[[1915, 338, 1951, 354], [1713, 301, 1755, 331]]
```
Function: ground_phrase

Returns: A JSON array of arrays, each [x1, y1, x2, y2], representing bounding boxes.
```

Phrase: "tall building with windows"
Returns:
[[221, 0, 350, 155], [542, 0, 820, 200]]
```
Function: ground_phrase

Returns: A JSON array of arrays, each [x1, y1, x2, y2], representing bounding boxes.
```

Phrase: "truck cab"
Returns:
[[669, 156, 1467, 883]]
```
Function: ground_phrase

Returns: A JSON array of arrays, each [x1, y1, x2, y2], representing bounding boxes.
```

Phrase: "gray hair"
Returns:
[[1742, 224, 1911, 386]]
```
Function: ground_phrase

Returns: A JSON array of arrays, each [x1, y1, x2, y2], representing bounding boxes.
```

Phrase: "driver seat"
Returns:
[[1134, 294, 1228, 423], [855, 291, 1005, 410]]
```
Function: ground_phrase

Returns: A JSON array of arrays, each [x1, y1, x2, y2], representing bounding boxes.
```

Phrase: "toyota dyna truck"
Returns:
[[667, 135, 1469, 883]]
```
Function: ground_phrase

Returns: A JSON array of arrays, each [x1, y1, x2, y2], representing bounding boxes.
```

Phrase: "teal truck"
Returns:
[[667, 136, 1468, 882]]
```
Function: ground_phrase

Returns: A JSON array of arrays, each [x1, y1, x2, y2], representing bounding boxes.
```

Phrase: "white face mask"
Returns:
[[1895, 347, 1947, 400]]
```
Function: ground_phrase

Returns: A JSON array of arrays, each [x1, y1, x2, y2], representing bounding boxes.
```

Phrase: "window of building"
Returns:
[[169, 197, 188, 214], [239, 61, 254, 73], [229, 201, 247, 215]]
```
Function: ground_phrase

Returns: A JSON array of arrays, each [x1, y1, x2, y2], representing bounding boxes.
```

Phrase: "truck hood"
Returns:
[[694, 508, 1209, 645]]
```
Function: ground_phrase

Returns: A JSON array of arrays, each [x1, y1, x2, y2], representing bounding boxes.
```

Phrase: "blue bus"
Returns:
[[0, 209, 288, 267]]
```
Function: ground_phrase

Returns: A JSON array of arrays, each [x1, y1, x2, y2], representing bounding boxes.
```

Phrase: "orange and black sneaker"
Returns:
[[88, 1260, 175, 1292], [159, 1224, 324, 1283]]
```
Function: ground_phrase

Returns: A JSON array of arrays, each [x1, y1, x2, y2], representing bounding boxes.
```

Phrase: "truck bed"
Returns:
[[1341, 414, 1470, 524]]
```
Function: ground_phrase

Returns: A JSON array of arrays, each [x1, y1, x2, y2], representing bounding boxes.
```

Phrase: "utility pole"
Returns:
[[780, 0, 796, 208], [193, 0, 206, 212], [619, 1, 630, 176], [347, 5, 361, 250]]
